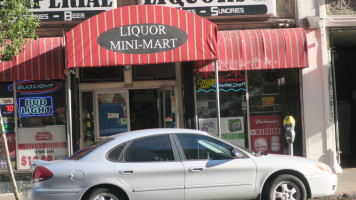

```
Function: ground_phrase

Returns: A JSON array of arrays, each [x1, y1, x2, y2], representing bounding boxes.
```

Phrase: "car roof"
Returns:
[[108, 128, 208, 141]]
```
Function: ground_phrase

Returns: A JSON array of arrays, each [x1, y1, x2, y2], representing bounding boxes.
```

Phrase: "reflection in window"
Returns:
[[177, 134, 234, 160], [123, 135, 174, 162]]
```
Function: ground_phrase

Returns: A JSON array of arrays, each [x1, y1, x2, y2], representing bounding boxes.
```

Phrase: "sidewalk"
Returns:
[[1, 168, 356, 200]]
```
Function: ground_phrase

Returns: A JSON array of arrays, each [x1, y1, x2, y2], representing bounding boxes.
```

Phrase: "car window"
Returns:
[[177, 134, 234, 160], [67, 138, 114, 160], [107, 142, 127, 161], [123, 135, 174, 162]]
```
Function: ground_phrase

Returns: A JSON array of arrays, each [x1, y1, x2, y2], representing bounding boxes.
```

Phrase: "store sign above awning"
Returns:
[[29, 0, 116, 21], [139, 0, 276, 17], [66, 5, 219, 68]]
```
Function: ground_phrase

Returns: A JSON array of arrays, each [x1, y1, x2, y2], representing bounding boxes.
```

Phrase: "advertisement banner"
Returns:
[[249, 115, 283, 154], [17, 125, 67, 170], [220, 117, 245, 147], [139, 0, 276, 17], [198, 118, 217, 135]]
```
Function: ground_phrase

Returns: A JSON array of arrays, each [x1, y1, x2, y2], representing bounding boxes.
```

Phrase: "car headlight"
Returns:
[[316, 162, 333, 173]]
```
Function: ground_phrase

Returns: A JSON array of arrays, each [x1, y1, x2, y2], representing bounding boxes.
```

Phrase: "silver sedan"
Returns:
[[24, 128, 337, 200]]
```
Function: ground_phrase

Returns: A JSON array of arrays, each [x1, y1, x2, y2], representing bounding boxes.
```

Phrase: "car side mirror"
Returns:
[[232, 150, 244, 159]]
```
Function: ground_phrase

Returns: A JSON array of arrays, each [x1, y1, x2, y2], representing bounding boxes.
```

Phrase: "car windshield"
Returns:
[[67, 138, 114, 160]]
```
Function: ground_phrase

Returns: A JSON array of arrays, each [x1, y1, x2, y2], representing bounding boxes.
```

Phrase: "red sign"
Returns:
[[250, 115, 284, 154], [36, 131, 53, 141]]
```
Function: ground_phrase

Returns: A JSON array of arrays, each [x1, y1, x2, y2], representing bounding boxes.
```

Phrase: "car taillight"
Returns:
[[32, 166, 53, 183]]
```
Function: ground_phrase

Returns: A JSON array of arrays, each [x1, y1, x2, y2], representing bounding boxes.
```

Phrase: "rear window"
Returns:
[[67, 138, 114, 160]]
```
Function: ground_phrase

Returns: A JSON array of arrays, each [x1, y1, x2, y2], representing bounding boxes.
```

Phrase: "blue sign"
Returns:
[[18, 96, 54, 117]]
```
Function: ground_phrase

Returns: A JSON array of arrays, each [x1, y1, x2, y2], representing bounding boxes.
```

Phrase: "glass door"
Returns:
[[158, 88, 176, 128], [96, 90, 130, 137]]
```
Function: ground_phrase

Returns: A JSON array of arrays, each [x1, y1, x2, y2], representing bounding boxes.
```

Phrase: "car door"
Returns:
[[176, 134, 257, 200], [114, 134, 184, 200]]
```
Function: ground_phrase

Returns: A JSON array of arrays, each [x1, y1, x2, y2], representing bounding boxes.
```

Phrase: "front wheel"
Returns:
[[87, 188, 121, 200], [264, 174, 307, 200]]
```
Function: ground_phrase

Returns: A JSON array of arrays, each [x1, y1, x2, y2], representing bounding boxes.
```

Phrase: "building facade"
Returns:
[[0, 0, 347, 192]]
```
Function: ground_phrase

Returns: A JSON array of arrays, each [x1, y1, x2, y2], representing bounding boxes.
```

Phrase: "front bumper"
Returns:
[[306, 172, 337, 198]]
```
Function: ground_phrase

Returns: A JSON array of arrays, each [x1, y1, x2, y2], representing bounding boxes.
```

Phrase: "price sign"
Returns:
[[1, 104, 14, 116], [21, 155, 53, 167]]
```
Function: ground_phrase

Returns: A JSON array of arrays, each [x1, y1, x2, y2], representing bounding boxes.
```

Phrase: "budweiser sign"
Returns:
[[36, 131, 53, 141]]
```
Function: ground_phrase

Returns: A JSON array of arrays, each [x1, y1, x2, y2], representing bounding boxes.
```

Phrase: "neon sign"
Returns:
[[18, 96, 53, 117], [8, 80, 62, 95], [4, 123, 8, 134], [196, 79, 246, 93], [1, 105, 14, 116]]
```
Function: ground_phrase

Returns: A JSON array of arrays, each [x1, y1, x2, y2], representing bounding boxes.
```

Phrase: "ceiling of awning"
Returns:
[[0, 37, 64, 82], [66, 5, 219, 69], [198, 28, 309, 72]]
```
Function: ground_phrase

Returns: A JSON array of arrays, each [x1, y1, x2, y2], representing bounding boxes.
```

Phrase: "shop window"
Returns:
[[132, 63, 176, 81], [247, 69, 302, 155], [79, 66, 124, 83], [0, 82, 16, 170], [13, 80, 67, 170], [15, 80, 66, 128], [195, 71, 246, 147], [248, 70, 284, 155], [82, 91, 95, 147]]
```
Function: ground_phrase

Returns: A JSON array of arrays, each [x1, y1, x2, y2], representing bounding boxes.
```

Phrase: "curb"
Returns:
[[313, 193, 356, 200]]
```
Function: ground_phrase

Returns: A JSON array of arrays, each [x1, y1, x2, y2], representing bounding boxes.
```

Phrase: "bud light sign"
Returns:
[[19, 97, 54, 117]]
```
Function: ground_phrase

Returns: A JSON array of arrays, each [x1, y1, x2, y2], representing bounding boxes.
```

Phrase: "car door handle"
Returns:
[[188, 167, 204, 172], [119, 169, 135, 175]]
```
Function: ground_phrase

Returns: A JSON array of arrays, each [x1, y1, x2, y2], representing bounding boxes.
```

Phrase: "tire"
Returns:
[[87, 188, 122, 200], [264, 174, 307, 200]]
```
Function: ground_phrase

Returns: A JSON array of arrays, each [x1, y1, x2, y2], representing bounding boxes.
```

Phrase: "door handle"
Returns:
[[188, 167, 204, 172], [119, 169, 135, 175]]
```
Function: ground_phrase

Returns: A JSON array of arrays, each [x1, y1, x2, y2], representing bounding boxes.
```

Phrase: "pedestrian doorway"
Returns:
[[330, 28, 356, 167], [80, 87, 177, 148], [129, 88, 176, 131]]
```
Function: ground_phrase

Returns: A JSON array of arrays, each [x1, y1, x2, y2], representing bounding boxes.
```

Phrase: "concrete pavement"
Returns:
[[1, 168, 356, 200]]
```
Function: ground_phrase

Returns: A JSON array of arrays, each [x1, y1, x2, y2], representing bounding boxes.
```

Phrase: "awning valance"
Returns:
[[66, 5, 218, 68], [0, 37, 64, 82], [199, 28, 309, 72]]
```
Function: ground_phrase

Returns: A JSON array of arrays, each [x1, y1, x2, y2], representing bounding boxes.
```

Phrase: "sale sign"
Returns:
[[17, 125, 67, 170], [249, 115, 284, 154]]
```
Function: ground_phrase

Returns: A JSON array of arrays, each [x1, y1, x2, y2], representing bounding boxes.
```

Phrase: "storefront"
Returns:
[[193, 28, 309, 155], [65, 4, 219, 150], [0, 37, 66, 171], [1, 2, 310, 174]]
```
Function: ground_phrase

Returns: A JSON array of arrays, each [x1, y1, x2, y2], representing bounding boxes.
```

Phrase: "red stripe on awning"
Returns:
[[0, 37, 64, 82], [65, 5, 219, 68], [199, 28, 309, 72]]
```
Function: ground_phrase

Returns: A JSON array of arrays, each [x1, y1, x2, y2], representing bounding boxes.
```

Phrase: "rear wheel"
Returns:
[[264, 174, 307, 200], [87, 188, 122, 200]]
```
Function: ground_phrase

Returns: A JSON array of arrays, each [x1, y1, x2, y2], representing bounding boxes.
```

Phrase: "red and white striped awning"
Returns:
[[0, 37, 64, 82], [199, 28, 309, 72], [66, 5, 218, 68]]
